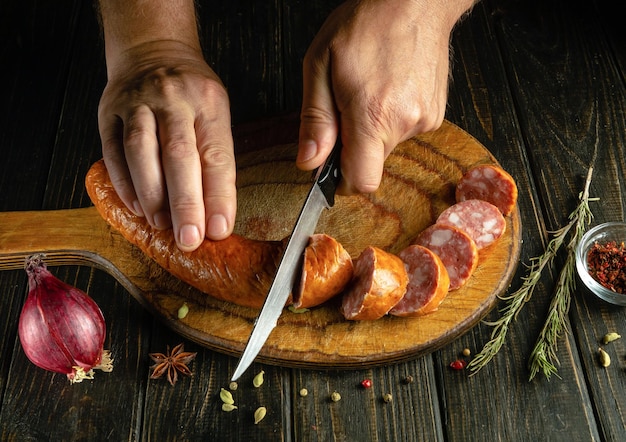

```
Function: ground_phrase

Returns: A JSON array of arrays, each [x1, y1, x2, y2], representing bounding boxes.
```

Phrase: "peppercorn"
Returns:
[[449, 359, 467, 370], [360, 379, 372, 389]]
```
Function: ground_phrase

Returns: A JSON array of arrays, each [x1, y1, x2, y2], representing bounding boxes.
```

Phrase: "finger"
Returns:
[[196, 93, 236, 241], [338, 117, 386, 195], [297, 48, 339, 171], [98, 110, 143, 216], [123, 105, 170, 230], [157, 107, 207, 251]]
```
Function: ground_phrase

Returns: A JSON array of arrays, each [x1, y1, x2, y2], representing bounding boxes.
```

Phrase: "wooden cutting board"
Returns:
[[0, 118, 521, 368]]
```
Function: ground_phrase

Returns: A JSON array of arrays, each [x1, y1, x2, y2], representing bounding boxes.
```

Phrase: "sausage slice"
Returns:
[[413, 224, 478, 291], [293, 234, 354, 309], [455, 164, 518, 216], [340, 247, 408, 321], [436, 199, 506, 250], [389, 245, 450, 317]]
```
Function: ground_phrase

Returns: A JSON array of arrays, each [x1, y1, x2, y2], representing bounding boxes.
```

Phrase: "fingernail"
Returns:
[[179, 224, 201, 248], [132, 200, 144, 217], [206, 214, 229, 239], [153, 211, 171, 230], [297, 139, 318, 163]]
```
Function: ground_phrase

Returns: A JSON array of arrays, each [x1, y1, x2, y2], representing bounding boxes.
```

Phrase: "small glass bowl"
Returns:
[[576, 222, 626, 306]]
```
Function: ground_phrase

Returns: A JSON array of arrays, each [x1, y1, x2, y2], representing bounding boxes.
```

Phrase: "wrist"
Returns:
[[104, 40, 207, 82], [98, 0, 201, 75]]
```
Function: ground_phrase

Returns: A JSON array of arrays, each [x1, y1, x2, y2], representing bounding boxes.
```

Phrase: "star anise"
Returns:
[[149, 343, 197, 386]]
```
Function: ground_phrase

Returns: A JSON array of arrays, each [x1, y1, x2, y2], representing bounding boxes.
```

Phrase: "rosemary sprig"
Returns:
[[528, 172, 595, 380], [468, 166, 596, 378]]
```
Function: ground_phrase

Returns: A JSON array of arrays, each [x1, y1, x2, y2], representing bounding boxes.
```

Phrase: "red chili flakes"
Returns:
[[587, 241, 626, 294]]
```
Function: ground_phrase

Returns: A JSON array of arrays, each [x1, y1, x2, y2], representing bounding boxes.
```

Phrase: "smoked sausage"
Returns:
[[436, 199, 506, 250], [455, 164, 518, 216], [340, 246, 408, 321], [389, 245, 450, 317], [293, 233, 354, 309], [85, 159, 285, 309], [413, 224, 478, 291]]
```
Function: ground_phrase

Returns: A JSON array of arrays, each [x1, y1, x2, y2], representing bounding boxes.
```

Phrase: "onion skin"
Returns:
[[18, 255, 108, 382]]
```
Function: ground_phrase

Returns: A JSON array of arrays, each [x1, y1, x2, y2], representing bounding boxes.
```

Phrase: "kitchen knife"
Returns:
[[230, 140, 343, 381]]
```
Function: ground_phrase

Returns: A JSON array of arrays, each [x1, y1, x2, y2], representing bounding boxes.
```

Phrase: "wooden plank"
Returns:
[[442, 0, 602, 440], [492, 0, 626, 439], [196, 0, 286, 124]]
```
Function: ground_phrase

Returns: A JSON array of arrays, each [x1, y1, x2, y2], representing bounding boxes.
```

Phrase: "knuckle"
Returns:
[[124, 125, 155, 150], [300, 105, 336, 127], [201, 146, 235, 170]]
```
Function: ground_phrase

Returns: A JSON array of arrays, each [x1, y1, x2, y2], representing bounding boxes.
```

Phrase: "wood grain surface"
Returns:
[[0, 120, 521, 368]]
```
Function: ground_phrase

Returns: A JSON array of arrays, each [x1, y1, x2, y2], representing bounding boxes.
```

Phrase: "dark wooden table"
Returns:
[[2, 0, 625, 440]]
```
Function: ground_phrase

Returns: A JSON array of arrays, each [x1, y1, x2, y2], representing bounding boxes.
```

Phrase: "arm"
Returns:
[[97, 0, 236, 252], [297, 0, 476, 194]]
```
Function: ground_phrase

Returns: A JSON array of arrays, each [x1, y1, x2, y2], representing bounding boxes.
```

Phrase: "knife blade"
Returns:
[[230, 140, 343, 381]]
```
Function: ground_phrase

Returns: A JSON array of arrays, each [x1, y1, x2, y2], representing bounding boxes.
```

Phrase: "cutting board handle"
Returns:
[[0, 206, 144, 296]]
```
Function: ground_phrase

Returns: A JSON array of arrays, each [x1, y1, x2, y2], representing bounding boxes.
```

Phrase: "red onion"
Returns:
[[18, 254, 113, 383]]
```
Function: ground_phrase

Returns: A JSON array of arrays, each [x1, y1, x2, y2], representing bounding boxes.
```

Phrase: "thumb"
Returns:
[[297, 50, 339, 171]]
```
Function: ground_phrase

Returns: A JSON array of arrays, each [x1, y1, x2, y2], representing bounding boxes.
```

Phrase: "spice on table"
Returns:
[[299, 388, 308, 397], [229, 381, 238, 391], [383, 393, 393, 403], [449, 359, 467, 370], [462, 348, 471, 357], [149, 343, 197, 386], [602, 332, 621, 345], [222, 403, 238, 412], [587, 241, 626, 293], [330, 391, 341, 402], [253, 370, 265, 388], [220, 388, 235, 405], [403, 375, 414, 384], [254, 406, 267, 424], [360, 379, 372, 389], [598, 348, 611, 367]]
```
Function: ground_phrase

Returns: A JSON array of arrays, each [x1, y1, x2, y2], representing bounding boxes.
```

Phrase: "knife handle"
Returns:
[[315, 140, 343, 207]]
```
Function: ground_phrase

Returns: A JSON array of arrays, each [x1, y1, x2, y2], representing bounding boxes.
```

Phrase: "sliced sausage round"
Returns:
[[389, 245, 450, 317], [455, 164, 518, 216], [340, 246, 408, 321], [293, 234, 354, 309], [413, 224, 478, 291], [436, 199, 506, 250]]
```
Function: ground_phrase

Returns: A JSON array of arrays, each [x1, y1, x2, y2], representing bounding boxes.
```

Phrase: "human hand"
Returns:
[[297, 0, 474, 194], [98, 41, 236, 252]]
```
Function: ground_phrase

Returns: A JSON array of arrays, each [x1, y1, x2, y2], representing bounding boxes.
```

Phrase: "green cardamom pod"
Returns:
[[177, 302, 189, 319], [220, 387, 234, 405], [254, 406, 267, 424], [598, 348, 611, 367], [602, 332, 621, 344], [253, 370, 265, 388]]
